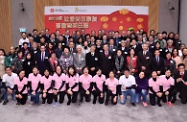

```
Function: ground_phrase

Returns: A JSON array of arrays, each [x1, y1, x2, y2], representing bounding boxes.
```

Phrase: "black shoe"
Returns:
[[67, 101, 71, 106], [105, 101, 108, 105], [131, 102, 136, 106], [3, 100, 8, 105], [16, 102, 20, 106], [171, 98, 177, 103], [1, 95, 4, 100], [157, 103, 162, 107], [93, 99, 97, 104]]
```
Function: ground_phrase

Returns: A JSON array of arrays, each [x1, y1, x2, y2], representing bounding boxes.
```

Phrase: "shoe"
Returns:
[[105, 101, 108, 105], [131, 102, 136, 106], [3, 100, 8, 105], [16, 102, 20, 106], [171, 98, 176, 103], [67, 101, 71, 106], [167, 102, 173, 107], [93, 99, 97, 104], [1, 95, 4, 100], [157, 103, 162, 107], [53, 102, 58, 107], [143, 102, 148, 107]]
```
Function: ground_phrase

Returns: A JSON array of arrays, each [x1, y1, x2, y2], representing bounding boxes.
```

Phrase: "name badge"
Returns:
[[45, 57, 48, 59], [151, 46, 154, 48], [64, 59, 67, 62], [113, 49, 116, 51], [34, 51, 37, 54], [28, 61, 30, 65], [22, 59, 25, 62], [10, 58, 12, 62], [159, 49, 162, 51], [132, 58, 135, 60], [62, 43, 65, 45], [178, 42, 181, 44], [95, 57, 98, 61], [100, 50, 103, 52], [165, 50, 168, 52], [170, 60, 173, 63], [119, 41, 121, 44], [124, 52, 127, 54], [108, 56, 111, 59], [81, 58, 84, 61], [146, 57, 149, 60], [73, 53, 76, 55]]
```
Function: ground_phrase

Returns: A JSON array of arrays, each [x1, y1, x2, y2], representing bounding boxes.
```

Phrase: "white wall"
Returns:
[[11, 0, 34, 47], [179, 0, 187, 44], [158, 0, 179, 33]]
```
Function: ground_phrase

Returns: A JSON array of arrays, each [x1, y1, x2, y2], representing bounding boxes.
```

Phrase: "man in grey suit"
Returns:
[[73, 45, 86, 74]]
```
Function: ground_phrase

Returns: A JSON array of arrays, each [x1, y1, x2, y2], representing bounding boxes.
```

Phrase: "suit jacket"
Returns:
[[151, 56, 165, 75], [137, 51, 152, 77], [164, 59, 176, 75], [100, 51, 114, 77], [73, 53, 86, 73], [174, 70, 187, 94], [36, 51, 51, 75], [86, 52, 100, 76], [109, 45, 118, 54]]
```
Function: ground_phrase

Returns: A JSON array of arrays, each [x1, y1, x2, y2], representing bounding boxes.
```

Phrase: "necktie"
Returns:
[[143, 51, 146, 57], [156, 57, 159, 64], [105, 51, 108, 57]]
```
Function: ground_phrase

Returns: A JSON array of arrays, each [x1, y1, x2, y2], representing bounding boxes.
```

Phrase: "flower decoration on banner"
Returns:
[[120, 21, 123, 24], [112, 17, 117, 22], [119, 26, 124, 31], [103, 23, 108, 29], [137, 24, 143, 29], [100, 16, 109, 22], [119, 8, 129, 15], [136, 17, 144, 23], [126, 17, 131, 22]]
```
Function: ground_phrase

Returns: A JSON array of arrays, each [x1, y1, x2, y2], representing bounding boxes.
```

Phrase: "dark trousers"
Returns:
[[149, 93, 162, 106], [16, 93, 27, 105], [92, 90, 104, 104], [79, 90, 91, 102], [105, 90, 117, 105], [53, 91, 66, 103], [162, 91, 174, 103], [42, 93, 53, 104], [67, 91, 78, 104]]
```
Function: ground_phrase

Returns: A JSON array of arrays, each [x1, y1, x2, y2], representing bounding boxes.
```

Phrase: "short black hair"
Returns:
[[178, 63, 185, 68]]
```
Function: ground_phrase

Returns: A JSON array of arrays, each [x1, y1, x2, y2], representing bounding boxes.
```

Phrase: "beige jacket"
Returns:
[[0, 56, 5, 79]]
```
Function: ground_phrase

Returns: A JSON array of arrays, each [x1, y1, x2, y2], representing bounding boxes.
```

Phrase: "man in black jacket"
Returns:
[[100, 44, 114, 78], [138, 43, 152, 78], [152, 50, 165, 75], [86, 45, 100, 76]]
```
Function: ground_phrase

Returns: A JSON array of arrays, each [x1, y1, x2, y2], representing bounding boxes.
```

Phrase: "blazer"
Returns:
[[73, 53, 86, 73], [151, 56, 165, 75]]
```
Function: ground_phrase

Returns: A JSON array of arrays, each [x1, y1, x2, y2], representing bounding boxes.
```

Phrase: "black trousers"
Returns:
[[162, 90, 174, 103], [53, 91, 66, 103], [42, 93, 53, 104], [105, 90, 117, 105], [79, 90, 91, 103], [16, 93, 27, 105], [92, 90, 104, 104], [149, 93, 162, 106], [173, 84, 187, 104], [67, 91, 78, 104]]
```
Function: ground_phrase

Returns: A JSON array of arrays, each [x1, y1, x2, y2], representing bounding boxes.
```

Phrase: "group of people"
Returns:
[[0, 28, 187, 107]]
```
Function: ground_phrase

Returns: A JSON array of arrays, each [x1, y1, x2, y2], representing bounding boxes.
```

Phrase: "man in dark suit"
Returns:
[[100, 44, 114, 78], [86, 45, 100, 76], [138, 43, 152, 78], [130, 39, 142, 55], [68, 41, 77, 55], [36, 45, 51, 75], [118, 40, 129, 58], [108, 38, 118, 54], [151, 50, 165, 75], [173, 63, 187, 104]]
